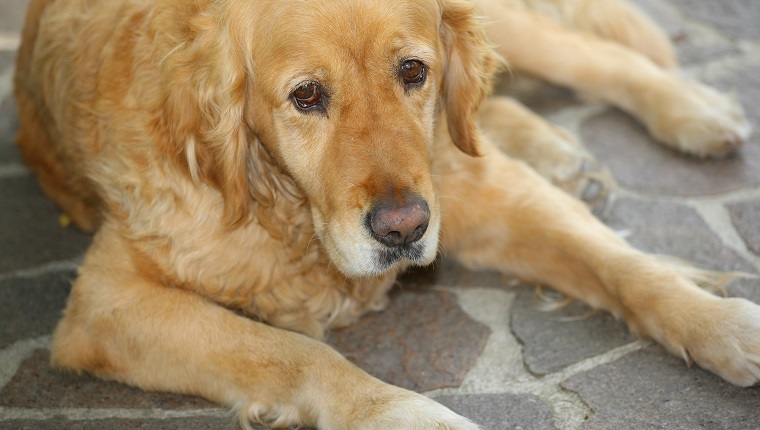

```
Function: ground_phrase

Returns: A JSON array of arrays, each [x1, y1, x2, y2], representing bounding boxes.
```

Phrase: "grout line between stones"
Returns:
[[616, 182, 760, 207], [0, 406, 231, 422], [694, 40, 760, 82], [0, 33, 20, 52], [0, 163, 29, 179], [611, 185, 760, 273], [0, 336, 50, 392], [0, 258, 83, 283], [0, 65, 13, 103], [428, 286, 652, 430], [689, 200, 760, 273]]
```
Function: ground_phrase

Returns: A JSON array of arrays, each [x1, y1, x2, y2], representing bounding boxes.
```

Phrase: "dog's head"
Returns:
[[165, 0, 497, 277]]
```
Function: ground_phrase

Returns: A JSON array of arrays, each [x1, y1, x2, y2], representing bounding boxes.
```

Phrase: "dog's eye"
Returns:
[[292, 82, 323, 112], [400, 60, 426, 87]]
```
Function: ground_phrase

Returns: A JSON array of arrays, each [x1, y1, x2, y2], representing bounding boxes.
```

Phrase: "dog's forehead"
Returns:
[[253, 0, 442, 67]]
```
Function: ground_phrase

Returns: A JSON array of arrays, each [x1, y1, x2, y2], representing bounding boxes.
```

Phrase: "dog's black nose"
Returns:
[[368, 196, 430, 247]]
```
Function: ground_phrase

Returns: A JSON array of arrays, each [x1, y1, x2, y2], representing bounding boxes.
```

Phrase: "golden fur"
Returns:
[[15, 0, 759, 428]]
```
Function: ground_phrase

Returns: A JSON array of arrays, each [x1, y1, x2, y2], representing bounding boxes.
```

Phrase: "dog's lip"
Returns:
[[375, 243, 426, 269], [325, 232, 427, 277]]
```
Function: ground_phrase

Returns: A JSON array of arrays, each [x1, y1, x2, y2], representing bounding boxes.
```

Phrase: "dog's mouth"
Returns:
[[374, 243, 429, 272]]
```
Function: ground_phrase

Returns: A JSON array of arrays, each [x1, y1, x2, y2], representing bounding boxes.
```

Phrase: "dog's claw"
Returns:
[[681, 347, 693, 369]]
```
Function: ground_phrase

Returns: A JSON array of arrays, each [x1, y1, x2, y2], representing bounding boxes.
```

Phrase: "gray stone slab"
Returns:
[[728, 200, 760, 257], [0, 417, 250, 430], [327, 286, 491, 392], [1, 349, 216, 410], [0, 0, 29, 34], [0, 175, 91, 274], [493, 76, 579, 117], [562, 346, 760, 430], [0, 271, 73, 348], [0, 51, 15, 75], [666, 0, 760, 41], [673, 22, 739, 66], [0, 97, 22, 165], [710, 64, 760, 134], [435, 393, 558, 430], [511, 286, 635, 375], [604, 197, 760, 303], [581, 109, 760, 197]]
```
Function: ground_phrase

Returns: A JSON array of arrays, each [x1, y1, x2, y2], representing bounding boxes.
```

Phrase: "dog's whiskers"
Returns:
[[306, 222, 329, 252], [159, 41, 185, 65]]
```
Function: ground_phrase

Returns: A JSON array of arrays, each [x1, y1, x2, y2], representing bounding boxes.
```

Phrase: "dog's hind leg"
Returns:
[[51, 226, 480, 430], [508, 0, 677, 68], [14, 0, 101, 232], [477, 0, 751, 158], [434, 135, 760, 387], [14, 93, 101, 232]]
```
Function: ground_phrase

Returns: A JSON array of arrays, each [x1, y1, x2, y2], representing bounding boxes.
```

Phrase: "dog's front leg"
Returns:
[[51, 226, 479, 429], [435, 139, 760, 387]]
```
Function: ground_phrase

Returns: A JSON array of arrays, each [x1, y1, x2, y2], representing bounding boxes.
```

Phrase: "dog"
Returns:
[[14, 0, 759, 428]]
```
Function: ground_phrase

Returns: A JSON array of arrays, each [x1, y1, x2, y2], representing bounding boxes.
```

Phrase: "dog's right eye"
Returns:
[[292, 82, 323, 112]]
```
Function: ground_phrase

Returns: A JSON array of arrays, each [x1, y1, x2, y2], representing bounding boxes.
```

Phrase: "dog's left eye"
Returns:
[[400, 60, 426, 88], [292, 82, 324, 112]]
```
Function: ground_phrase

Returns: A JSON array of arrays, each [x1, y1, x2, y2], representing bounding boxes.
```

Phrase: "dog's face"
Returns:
[[169, 0, 496, 278], [249, 0, 445, 277]]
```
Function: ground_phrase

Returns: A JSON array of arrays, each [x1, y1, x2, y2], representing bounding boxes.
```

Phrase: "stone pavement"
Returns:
[[1, 0, 759, 429]]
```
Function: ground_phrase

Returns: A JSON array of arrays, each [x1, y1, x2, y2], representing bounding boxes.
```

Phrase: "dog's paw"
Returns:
[[325, 391, 481, 430], [645, 80, 751, 158], [676, 297, 760, 387]]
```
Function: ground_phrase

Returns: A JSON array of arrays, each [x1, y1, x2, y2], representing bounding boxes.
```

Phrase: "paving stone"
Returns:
[[493, 76, 580, 116], [0, 417, 246, 430], [435, 393, 558, 430], [0, 175, 92, 273], [327, 287, 491, 392], [673, 22, 739, 66], [562, 346, 760, 430], [728, 200, 760, 257], [629, 0, 686, 40], [0, 51, 15, 74], [666, 0, 760, 41], [0, 97, 22, 165], [0, 349, 216, 409], [0, 0, 29, 34], [581, 109, 760, 197], [709, 64, 760, 130], [511, 286, 635, 375], [604, 197, 760, 303], [0, 271, 73, 348]]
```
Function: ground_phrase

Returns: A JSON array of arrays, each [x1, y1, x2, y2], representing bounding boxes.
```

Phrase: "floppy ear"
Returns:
[[161, 6, 252, 227], [439, 0, 501, 156]]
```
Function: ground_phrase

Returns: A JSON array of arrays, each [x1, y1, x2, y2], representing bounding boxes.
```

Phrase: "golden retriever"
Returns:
[[14, 0, 759, 428]]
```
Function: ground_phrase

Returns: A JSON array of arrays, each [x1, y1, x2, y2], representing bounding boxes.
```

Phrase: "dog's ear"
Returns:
[[161, 9, 252, 227], [439, 0, 500, 156]]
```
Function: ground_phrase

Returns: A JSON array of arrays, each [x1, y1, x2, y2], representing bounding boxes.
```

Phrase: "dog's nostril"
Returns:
[[368, 197, 430, 247]]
